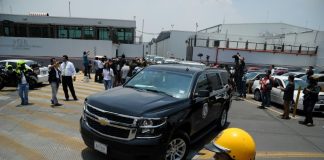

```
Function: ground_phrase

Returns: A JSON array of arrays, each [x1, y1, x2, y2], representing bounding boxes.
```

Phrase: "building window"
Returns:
[[98, 28, 110, 40], [29, 25, 48, 38], [15, 24, 27, 37], [69, 26, 82, 39], [83, 26, 94, 39], [117, 28, 125, 41], [58, 26, 68, 38]]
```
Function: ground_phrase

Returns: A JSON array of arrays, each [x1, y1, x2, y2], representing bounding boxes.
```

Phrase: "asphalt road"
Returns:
[[0, 74, 323, 160]]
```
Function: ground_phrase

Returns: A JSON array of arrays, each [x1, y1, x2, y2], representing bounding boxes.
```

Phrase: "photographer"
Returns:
[[300, 76, 320, 126], [83, 51, 90, 80], [48, 58, 62, 106]]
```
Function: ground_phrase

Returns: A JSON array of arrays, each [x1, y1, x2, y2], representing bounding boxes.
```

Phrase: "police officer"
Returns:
[[15, 60, 34, 105], [205, 128, 256, 160], [300, 76, 320, 126]]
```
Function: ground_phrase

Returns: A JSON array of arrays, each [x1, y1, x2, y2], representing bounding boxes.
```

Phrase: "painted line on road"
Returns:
[[0, 115, 86, 151], [192, 149, 324, 159], [0, 133, 46, 160], [256, 151, 324, 158], [243, 98, 300, 119]]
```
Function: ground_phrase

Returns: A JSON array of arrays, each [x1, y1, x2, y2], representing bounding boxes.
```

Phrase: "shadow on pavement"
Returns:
[[81, 148, 107, 160]]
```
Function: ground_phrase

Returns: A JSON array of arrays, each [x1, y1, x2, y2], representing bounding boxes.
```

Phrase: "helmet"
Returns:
[[205, 128, 256, 160], [17, 60, 26, 68]]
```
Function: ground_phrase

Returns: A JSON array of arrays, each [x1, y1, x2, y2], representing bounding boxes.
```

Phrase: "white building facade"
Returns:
[[150, 23, 323, 67], [0, 14, 145, 60]]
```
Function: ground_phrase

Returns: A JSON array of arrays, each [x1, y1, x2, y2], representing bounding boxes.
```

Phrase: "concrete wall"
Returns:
[[192, 47, 217, 63], [192, 47, 316, 66], [0, 36, 113, 58], [156, 31, 195, 60], [118, 43, 144, 58], [316, 32, 324, 67]]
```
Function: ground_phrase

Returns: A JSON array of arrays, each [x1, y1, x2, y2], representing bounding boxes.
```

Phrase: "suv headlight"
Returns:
[[136, 118, 167, 138], [82, 101, 87, 120]]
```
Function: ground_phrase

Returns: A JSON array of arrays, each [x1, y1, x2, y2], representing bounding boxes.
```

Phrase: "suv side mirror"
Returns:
[[196, 90, 210, 97]]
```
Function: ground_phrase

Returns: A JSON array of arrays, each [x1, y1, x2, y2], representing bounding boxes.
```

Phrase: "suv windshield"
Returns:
[[125, 69, 193, 99]]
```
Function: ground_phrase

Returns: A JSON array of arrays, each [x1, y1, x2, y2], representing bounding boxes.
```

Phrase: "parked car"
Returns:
[[0, 59, 48, 84], [245, 72, 266, 93], [163, 58, 180, 64], [80, 64, 232, 160], [153, 56, 165, 64], [252, 76, 324, 113], [178, 61, 206, 69], [273, 67, 288, 75], [281, 72, 306, 78]]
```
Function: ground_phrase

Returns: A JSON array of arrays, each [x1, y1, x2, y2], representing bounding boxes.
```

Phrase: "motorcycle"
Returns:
[[0, 66, 38, 90]]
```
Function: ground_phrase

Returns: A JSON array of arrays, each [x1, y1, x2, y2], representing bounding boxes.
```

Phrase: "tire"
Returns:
[[0, 76, 4, 90], [217, 108, 228, 130], [165, 131, 189, 160], [254, 90, 261, 101]]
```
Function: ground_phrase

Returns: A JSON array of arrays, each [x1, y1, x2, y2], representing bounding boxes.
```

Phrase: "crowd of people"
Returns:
[[229, 52, 320, 126], [6, 51, 321, 126]]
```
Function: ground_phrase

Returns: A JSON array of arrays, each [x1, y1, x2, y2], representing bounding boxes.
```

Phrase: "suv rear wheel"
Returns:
[[217, 108, 228, 129], [165, 131, 189, 160]]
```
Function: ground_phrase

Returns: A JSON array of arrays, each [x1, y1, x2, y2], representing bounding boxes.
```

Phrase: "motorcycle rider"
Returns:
[[205, 128, 256, 160], [15, 60, 34, 105]]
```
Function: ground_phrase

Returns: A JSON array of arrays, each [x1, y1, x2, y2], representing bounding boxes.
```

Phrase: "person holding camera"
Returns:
[[300, 76, 320, 126], [83, 51, 90, 81], [60, 55, 78, 101], [48, 58, 62, 106]]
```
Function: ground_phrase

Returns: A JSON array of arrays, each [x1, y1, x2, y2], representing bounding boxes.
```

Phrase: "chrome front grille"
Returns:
[[84, 103, 137, 140]]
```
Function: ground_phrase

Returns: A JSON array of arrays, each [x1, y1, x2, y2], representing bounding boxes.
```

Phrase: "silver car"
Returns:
[[252, 76, 324, 113]]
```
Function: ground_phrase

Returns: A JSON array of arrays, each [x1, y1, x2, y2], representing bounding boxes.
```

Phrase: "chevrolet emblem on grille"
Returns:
[[98, 117, 110, 126]]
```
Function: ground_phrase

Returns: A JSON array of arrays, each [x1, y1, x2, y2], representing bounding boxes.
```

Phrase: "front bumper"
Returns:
[[314, 104, 324, 112], [80, 118, 168, 160], [37, 75, 48, 83]]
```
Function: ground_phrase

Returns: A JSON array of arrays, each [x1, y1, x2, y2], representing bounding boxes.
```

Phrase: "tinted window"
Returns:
[[219, 72, 229, 85], [207, 72, 223, 90], [125, 69, 193, 99], [195, 73, 209, 93]]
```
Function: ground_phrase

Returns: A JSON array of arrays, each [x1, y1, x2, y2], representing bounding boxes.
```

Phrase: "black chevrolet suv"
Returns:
[[80, 64, 232, 160]]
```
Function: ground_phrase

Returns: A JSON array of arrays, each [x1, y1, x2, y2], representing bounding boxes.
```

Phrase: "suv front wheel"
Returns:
[[165, 131, 189, 160]]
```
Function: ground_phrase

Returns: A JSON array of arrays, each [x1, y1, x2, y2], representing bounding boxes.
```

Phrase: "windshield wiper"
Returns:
[[144, 89, 173, 97]]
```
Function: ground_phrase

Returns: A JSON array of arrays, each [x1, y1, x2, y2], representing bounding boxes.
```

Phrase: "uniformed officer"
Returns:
[[15, 60, 34, 105]]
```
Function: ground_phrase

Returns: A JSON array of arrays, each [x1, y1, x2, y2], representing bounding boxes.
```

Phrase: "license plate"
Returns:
[[94, 141, 107, 154]]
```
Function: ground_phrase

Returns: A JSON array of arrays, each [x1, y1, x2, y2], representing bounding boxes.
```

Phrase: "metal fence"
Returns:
[[187, 37, 318, 55]]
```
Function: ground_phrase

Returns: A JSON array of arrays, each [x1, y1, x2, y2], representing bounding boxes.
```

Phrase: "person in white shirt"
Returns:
[[121, 61, 130, 84], [60, 55, 78, 101], [102, 62, 114, 90]]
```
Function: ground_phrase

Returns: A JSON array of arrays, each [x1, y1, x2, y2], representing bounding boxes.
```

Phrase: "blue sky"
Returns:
[[1, 0, 323, 42]]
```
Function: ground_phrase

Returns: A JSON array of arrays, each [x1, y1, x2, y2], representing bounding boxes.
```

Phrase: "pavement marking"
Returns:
[[0, 115, 86, 151], [1, 105, 80, 131], [192, 149, 324, 159], [242, 97, 300, 119], [0, 133, 47, 160], [256, 151, 324, 158], [28, 92, 84, 105]]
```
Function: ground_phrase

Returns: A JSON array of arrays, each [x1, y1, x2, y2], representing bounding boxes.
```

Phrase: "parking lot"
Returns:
[[0, 73, 324, 160]]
